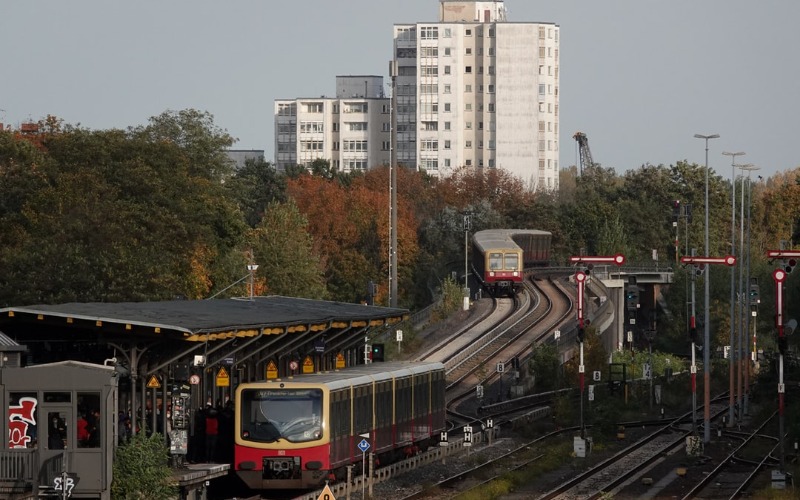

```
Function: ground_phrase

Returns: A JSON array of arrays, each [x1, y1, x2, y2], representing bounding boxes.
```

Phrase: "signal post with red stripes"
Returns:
[[569, 254, 625, 451]]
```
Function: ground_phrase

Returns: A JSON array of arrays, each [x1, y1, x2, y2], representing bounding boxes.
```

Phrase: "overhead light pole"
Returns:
[[737, 163, 759, 416], [722, 150, 745, 425], [694, 133, 719, 444]]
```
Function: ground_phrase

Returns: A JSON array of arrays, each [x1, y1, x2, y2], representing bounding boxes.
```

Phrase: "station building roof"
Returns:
[[0, 296, 409, 343]]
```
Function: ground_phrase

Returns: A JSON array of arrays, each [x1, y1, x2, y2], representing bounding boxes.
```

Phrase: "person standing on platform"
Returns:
[[204, 403, 219, 463]]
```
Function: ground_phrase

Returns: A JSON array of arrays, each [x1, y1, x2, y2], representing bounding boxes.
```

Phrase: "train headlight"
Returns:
[[489, 272, 495, 277], [513, 272, 519, 277]]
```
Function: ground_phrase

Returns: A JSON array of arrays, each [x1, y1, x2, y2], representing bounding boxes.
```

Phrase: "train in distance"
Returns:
[[233, 361, 446, 491], [472, 229, 551, 296]]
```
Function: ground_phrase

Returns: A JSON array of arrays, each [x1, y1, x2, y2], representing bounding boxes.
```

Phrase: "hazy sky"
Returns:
[[2, 1, 798, 179]]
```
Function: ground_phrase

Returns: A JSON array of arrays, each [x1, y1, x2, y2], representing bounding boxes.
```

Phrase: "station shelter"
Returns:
[[0, 296, 407, 458]]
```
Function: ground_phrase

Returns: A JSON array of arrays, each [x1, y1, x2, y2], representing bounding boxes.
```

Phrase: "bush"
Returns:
[[111, 432, 178, 499]]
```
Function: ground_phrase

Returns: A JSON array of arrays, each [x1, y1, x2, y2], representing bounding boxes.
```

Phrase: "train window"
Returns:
[[504, 253, 519, 270], [489, 253, 503, 270], [239, 388, 323, 443]]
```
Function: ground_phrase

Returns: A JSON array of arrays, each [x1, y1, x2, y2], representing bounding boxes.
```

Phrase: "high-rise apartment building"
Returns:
[[393, 0, 559, 190], [274, 76, 391, 173]]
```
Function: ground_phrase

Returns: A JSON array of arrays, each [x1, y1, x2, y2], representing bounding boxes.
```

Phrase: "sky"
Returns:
[[2, 1, 798, 180]]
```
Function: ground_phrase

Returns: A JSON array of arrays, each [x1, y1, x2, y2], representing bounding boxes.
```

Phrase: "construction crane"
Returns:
[[573, 131, 594, 174]]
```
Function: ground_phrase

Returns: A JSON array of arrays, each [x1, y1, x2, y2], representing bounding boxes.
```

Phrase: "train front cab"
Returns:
[[476, 247, 522, 296]]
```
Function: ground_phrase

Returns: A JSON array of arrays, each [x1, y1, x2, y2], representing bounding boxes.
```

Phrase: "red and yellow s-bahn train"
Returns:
[[233, 361, 446, 490], [472, 229, 552, 296]]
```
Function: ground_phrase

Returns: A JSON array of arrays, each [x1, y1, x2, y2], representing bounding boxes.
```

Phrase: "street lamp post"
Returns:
[[694, 133, 719, 444], [737, 164, 759, 415], [722, 150, 745, 425]]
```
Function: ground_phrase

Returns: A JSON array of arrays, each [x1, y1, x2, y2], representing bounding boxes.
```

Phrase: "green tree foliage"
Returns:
[[226, 157, 287, 227], [111, 432, 178, 500], [530, 343, 559, 391], [248, 200, 327, 299], [0, 111, 247, 304]]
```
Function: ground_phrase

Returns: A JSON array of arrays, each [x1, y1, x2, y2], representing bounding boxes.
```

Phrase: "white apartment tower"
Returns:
[[393, 0, 559, 190], [274, 76, 391, 173]]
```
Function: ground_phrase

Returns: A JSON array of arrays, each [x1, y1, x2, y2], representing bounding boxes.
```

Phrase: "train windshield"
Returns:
[[504, 253, 519, 270], [489, 253, 503, 270], [240, 388, 323, 443]]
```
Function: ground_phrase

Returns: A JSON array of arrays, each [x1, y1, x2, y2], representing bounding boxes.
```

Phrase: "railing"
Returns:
[[0, 449, 35, 493]]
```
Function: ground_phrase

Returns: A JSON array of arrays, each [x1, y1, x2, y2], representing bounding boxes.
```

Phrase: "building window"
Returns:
[[465, 159, 472, 166], [488, 84, 495, 93], [398, 66, 417, 76], [444, 140, 451, 149], [465, 29, 472, 36], [444, 121, 451, 130], [488, 140, 495, 150], [488, 47, 494, 56], [420, 84, 438, 94], [420, 46, 438, 57], [344, 102, 368, 113], [420, 102, 439, 114], [538, 84, 546, 96], [300, 121, 325, 133], [278, 103, 296, 116], [421, 139, 438, 151], [421, 65, 438, 76], [303, 102, 324, 113], [301, 140, 324, 151], [444, 103, 451, 112], [465, 141, 472, 148], [465, 121, 472, 129], [444, 47, 451, 56], [538, 140, 545, 151], [346, 122, 367, 131], [343, 140, 368, 151], [539, 27, 546, 39], [538, 121, 545, 132], [539, 47, 546, 58], [479, 122, 483, 130], [539, 159, 546, 169], [466, 48, 472, 55], [488, 103, 495, 112], [465, 66, 472, 73], [423, 121, 438, 131], [382, 141, 390, 150], [382, 122, 391, 132], [465, 103, 472, 111], [444, 65, 451, 75], [443, 28, 452, 38], [488, 28, 495, 37], [444, 84, 451, 94], [421, 159, 438, 170], [444, 158, 451, 167], [420, 26, 438, 39], [465, 84, 472, 93]]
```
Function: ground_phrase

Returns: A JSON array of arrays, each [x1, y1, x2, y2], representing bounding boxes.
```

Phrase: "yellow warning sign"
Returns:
[[147, 375, 161, 389], [302, 355, 314, 374], [266, 360, 278, 380], [317, 483, 336, 500], [215, 366, 230, 387], [336, 353, 345, 369]]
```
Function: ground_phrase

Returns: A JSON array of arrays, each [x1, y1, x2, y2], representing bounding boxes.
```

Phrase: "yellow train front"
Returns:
[[234, 361, 446, 491], [472, 229, 525, 296]]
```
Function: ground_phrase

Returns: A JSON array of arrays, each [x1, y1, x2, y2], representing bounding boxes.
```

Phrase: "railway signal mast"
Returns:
[[766, 249, 799, 480], [680, 254, 736, 447], [569, 253, 625, 457]]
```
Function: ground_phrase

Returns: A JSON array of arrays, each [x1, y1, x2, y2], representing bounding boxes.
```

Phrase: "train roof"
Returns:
[[472, 229, 551, 252], [239, 361, 445, 390]]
